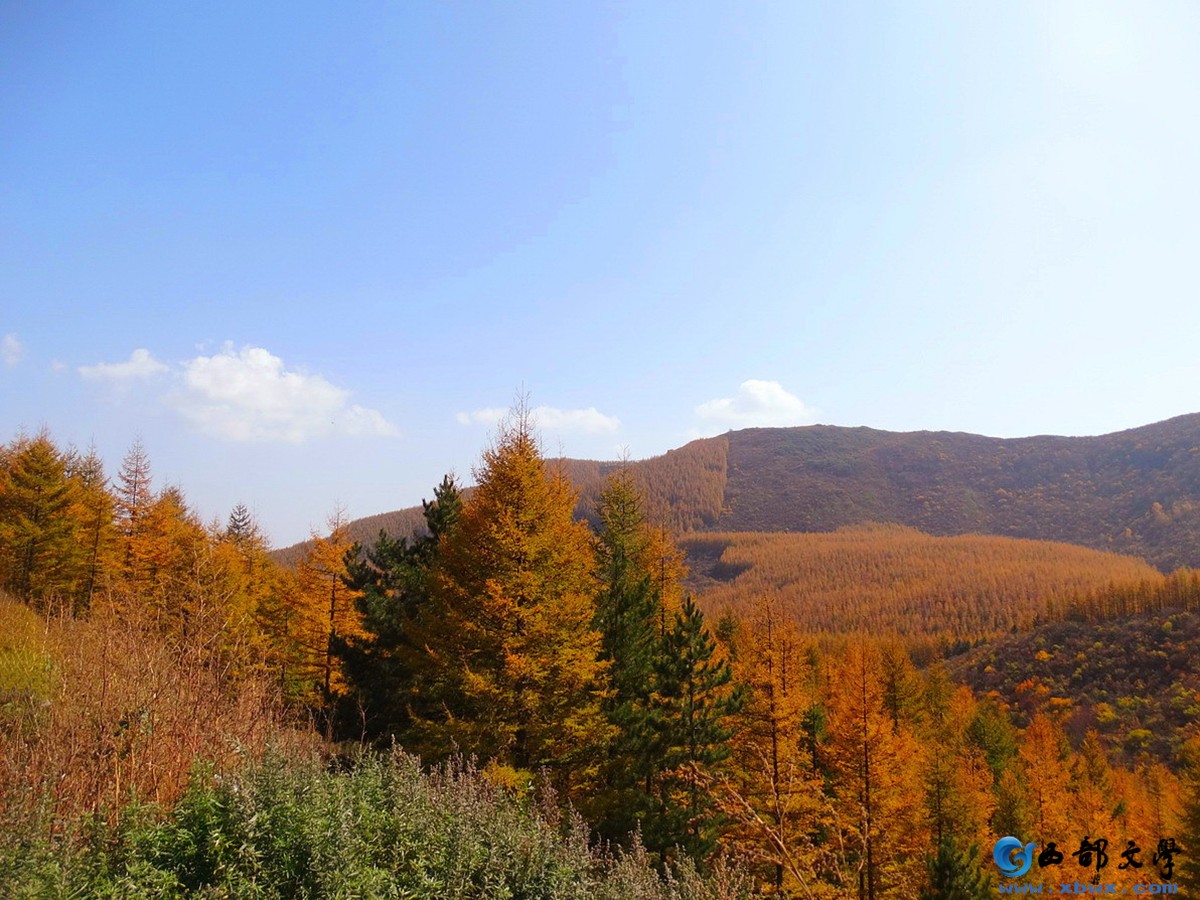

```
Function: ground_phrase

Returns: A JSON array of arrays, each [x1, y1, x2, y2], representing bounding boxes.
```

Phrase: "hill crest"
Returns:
[[276, 413, 1200, 571]]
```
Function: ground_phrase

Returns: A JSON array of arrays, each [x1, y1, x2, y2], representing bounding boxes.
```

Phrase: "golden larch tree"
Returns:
[[292, 510, 365, 707], [64, 443, 117, 614], [0, 432, 84, 609], [825, 642, 929, 899], [417, 409, 611, 796], [723, 591, 829, 896]]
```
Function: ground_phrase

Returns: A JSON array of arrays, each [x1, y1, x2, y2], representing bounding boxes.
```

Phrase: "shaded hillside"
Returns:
[[616, 414, 1200, 569], [714, 417, 1200, 570], [681, 525, 1159, 639], [277, 414, 1200, 570], [948, 609, 1200, 766]]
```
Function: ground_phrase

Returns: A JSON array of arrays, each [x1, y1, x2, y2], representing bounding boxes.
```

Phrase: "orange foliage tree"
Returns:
[[0, 432, 84, 609], [415, 408, 611, 796], [824, 643, 929, 898], [290, 510, 364, 710], [721, 592, 828, 896]]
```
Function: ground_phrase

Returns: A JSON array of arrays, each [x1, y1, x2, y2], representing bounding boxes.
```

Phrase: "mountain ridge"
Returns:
[[276, 413, 1200, 570]]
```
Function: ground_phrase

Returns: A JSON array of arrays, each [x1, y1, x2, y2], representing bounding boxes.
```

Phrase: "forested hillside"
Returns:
[[681, 525, 1161, 639], [950, 606, 1200, 767], [292, 414, 1200, 571], [276, 436, 728, 564], [273, 503, 434, 568], [6, 424, 1200, 897], [714, 418, 1200, 571]]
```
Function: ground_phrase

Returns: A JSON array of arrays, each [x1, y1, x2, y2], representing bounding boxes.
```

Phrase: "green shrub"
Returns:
[[0, 749, 748, 899]]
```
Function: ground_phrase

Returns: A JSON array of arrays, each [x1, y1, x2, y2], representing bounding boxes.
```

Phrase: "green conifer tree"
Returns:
[[646, 595, 743, 861], [965, 700, 1019, 781], [339, 475, 461, 742], [920, 839, 993, 900], [225, 503, 256, 546], [591, 468, 667, 838]]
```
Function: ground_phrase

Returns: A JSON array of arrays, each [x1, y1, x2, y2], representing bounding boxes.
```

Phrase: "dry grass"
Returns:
[[0, 593, 287, 832]]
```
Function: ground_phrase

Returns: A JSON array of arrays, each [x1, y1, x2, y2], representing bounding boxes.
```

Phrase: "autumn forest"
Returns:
[[4, 414, 1200, 898]]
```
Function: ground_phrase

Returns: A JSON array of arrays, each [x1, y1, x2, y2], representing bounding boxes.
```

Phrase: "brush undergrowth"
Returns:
[[0, 749, 748, 899]]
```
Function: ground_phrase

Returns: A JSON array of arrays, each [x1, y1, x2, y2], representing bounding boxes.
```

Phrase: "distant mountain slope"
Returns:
[[276, 414, 1200, 570], [274, 438, 729, 563], [272, 504, 434, 568], [572, 436, 729, 531], [713, 418, 1200, 570], [679, 524, 1159, 639], [594, 414, 1200, 569]]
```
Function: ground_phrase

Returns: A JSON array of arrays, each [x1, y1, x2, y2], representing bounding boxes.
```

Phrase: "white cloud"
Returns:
[[456, 407, 508, 427], [456, 404, 620, 434], [2, 333, 25, 368], [171, 344, 398, 443], [533, 406, 621, 433], [78, 348, 168, 381], [694, 380, 817, 431], [78, 343, 397, 443]]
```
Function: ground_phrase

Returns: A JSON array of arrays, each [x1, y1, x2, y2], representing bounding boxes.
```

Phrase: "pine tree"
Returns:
[[257, 563, 305, 700], [916, 681, 996, 881], [1177, 737, 1200, 895], [136, 486, 210, 624], [1070, 730, 1117, 839], [722, 593, 826, 894], [880, 640, 924, 731], [292, 511, 365, 712], [992, 768, 1032, 843], [590, 468, 667, 836], [594, 468, 659, 703], [66, 442, 116, 614], [645, 595, 743, 861], [225, 503, 256, 546], [826, 643, 929, 899], [965, 699, 1019, 782], [920, 839, 993, 900], [339, 475, 462, 742], [211, 503, 281, 674], [1018, 715, 1073, 845], [415, 409, 611, 797]]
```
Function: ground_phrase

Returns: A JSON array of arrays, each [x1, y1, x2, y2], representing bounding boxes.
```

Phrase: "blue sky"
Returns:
[[3, 2, 1200, 546]]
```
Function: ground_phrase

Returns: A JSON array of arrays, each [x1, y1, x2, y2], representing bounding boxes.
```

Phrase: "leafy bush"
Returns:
[[0, 749, 748, 899]]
